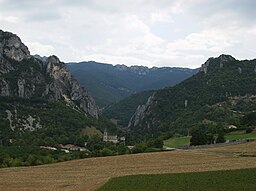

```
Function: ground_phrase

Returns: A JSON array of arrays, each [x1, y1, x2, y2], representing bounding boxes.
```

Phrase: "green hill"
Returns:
[[129, 55, 256, 136]]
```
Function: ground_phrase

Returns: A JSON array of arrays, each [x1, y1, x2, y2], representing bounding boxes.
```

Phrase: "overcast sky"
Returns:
[[1, 0, 256, 68]]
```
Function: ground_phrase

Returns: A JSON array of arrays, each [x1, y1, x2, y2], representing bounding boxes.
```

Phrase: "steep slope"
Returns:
[[67, 61, 197, 107], [0, 30, 98, 118], [0, 30, 108, 146], [103, 90, 154, 127], [129, 55, 256, 135]]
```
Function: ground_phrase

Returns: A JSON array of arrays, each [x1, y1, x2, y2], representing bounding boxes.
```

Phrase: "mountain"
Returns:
[[128, 55, 256, 135], [67, 61, 197, 107], [0, 30, 115, 146], [103, 90, 154, 127]]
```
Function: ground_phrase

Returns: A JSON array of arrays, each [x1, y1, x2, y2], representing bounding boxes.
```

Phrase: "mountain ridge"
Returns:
[[67, 61, 197, 107]]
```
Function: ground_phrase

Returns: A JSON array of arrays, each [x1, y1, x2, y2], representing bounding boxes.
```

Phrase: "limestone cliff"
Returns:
[[0, 29, 98, 118], [128, 94, 155, 128]]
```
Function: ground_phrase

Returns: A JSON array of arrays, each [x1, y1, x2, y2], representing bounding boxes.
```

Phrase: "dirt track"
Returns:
[[0, 141, 256, 191]]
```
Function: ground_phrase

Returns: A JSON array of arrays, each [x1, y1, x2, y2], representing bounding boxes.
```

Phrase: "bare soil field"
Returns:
[[0, 141, 256, 191]]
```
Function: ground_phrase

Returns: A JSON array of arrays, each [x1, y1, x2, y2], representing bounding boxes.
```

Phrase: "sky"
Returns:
[[1, 0, 256, 68]]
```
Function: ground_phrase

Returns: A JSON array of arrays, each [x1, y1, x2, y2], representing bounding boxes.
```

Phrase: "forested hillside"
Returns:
[[129, 55, 256, 136], [67, 61, 196, 107]]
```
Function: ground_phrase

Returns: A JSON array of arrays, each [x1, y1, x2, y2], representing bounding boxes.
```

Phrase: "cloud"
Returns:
[[25, 42, 54, 56], [167, 29, 234, 52], [151, 11, 173, 24], [0, 0, 256, 68], [0, 15, 19, 23]]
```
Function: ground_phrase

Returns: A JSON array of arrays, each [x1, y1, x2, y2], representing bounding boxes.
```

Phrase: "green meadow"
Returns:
[[98, 168, 256, 191]]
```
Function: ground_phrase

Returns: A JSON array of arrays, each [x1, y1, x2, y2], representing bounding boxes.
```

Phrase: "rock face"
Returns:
[[128, 94, 155, 128], [0, 29, 98, 118], [0, 30, 30, 61], [5, 109, 42, 131]]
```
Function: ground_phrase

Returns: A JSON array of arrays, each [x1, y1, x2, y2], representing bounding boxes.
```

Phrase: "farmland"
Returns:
[[0, 141, 256, 191], [225, 130, 256, 141], [98, 168, 256, 191], [164, 136, 191, 148], [163, 130, 256, 148]]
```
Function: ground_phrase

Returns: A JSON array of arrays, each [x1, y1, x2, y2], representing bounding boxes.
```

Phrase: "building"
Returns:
[[226, 125, 238, 129], [59, 144, 87, 151], [103, 129, 125, 144]]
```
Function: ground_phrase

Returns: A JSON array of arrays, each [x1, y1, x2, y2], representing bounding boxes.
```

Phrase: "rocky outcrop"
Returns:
[[0, 79, 10, 96], [128, 105, 146, 127], [0, 29, 30, 61], [0, 29, 98, 118], [5, 109, 42, 131], [200, 59, 210, 74], [200, 54, 236, 74], [128, 94, 155, 128]]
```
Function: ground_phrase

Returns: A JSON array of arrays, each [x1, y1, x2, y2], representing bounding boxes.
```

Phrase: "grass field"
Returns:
[[163, 136, 191, 148], [164, 130, 256, 149], [225, 130, 256, 141], [0, 141, 256, 191], [98, 168, 256, 191]]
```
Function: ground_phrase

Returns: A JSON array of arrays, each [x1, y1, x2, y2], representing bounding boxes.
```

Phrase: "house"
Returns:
[[59, 144, 87, 151], [40, 146, 57, 151], [226, 125, 238, 129]]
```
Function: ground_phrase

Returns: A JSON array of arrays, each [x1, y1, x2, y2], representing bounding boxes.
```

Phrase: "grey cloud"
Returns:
[[185, 0, 256, 22], [0, 0, 62, 22], [25, 11, 62, 22]]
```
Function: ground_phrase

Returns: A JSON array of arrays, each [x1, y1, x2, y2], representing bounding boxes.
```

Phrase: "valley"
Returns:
[[1, 1, 256, 190]]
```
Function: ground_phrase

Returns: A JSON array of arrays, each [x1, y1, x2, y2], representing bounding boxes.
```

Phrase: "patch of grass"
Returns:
[[98, 168, 256, 191], [164, 136, 191, 148], [225, 130, 256, 141], [81, 127, 103, 137]]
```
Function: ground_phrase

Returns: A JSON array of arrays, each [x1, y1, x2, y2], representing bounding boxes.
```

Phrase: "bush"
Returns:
[[131, 143, 147, 154], [246, 127, 253, 134], [101, 148, 114, 156]]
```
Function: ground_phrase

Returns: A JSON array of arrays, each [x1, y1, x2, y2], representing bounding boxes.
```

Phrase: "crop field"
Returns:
[[98, 168, 256, 191], [0, 141, 256, 191], [164, 136, 191, 148]]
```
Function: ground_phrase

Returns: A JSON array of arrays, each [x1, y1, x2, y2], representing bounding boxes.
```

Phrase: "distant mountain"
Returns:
[[128, 55, 256, 135], [67, 61, 197, 107], [103, 90, 154, 127]]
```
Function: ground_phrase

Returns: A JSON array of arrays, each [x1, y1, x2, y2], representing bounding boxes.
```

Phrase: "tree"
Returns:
[[131, 143, 147, 154], [216, 131, 225, 143], [117, 144, 129, 155], [101, 148, 114, 156], [153, 138, 164, 148], [190, 128, 207, 146]]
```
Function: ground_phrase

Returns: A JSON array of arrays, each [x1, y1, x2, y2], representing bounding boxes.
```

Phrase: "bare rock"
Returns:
[[0, 29, 30, 61]]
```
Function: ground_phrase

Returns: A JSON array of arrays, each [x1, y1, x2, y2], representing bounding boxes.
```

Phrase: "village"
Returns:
[[39, 129, 126, 153]]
